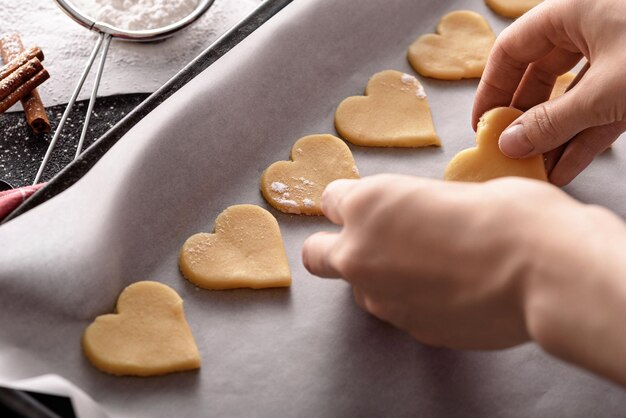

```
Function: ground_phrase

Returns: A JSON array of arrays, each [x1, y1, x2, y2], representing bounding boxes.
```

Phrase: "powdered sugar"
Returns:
[[415, 84, 427, 100], [69, 0, 200, 31], [298, 177, 314, 186], [0, 0, 261, 108], [400, 73, 414, 84], [274, 197, 298, 207], [400, 72, 427, 99], [270, 181, 289, 193]]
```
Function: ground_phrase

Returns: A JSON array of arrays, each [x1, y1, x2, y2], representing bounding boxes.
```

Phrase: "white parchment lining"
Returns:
[[1, 0, 625, 417]]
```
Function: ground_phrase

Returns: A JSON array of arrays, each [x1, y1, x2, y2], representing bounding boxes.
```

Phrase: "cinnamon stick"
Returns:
[[0, 34, 51, 134], [0, 58, 44, 101], [0, 68, 49, 113], [0, 47, 44, 81]]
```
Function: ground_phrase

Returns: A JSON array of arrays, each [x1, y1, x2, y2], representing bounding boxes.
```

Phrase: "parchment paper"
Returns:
[[1, 0, 626, 417]]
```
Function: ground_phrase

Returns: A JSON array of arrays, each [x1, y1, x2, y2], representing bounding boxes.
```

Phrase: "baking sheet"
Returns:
[[1, 0, 626, 417]]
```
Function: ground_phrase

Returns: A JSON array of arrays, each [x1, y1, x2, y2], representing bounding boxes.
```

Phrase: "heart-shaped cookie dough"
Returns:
[[179, 204, 291, 289], [550, 72, 576, 100], [260, 134, 360, 215], [334, 70, 440, 148], [485, 0, 543, 18], [408, 10, 496, 80], [444, 107, 548, 182], [82, 281, 201, 376]]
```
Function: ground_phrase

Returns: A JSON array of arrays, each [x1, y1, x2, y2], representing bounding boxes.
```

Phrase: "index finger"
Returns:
[[320, 178, 360, 225], [472, 2, 569, 129]]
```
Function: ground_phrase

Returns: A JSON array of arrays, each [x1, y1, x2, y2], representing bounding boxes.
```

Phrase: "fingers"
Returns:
[[511, 48, 583, 111], [352, 286, 368, 310], [549, 122, 626, 186], [352, 287, 390, 323], [302, 231, 342, 278], [352, 287, 424, 341], [320, 179, 359, 225], [544, 144, 566, 175], [472, 4, 565, 129], [498, 82, 597, 158]]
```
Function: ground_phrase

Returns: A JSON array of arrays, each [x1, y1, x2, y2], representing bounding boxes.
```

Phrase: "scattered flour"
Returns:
[[275, 197, 298, 207], [302, 198, 314, 207], [400, 72, 427, 99], [270, 181, 289, 193], [298, 177, 314, 186], [0, 0, 261, 108], [400, 73, 415, 85], [69, 0, 200, 31]]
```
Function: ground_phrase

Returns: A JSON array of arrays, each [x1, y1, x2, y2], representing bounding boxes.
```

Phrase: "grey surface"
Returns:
[[0, 0, 625, 417]]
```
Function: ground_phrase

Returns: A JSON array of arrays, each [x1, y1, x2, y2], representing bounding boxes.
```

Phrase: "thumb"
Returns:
[[498, 87, 598, 158]]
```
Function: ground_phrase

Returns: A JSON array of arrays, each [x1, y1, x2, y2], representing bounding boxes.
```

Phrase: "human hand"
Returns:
[[302, 175, 626, 386], [473, 0, 626, 186], [303, 174, 570, 349]]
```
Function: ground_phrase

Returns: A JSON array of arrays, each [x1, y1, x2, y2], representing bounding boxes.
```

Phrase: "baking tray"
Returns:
[[3, 0, 293, 223], [1, 0, 625, 417]]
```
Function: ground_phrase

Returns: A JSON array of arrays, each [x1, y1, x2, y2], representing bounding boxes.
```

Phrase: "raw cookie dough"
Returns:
[[334, 70, 440, 147], [179, 204, 291, 289], [408, 11, 496, 80], [82, 281, 201, 377], [550, 72, 576, 100], [485, 0, 543, 18], [549, 71, 611, 151], [260, 134, 360, 215], [444, 107, 548, 182]]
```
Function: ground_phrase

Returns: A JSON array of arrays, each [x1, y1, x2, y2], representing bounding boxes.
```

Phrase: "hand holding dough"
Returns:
[[261, 134, 360, 215], [485, 0, 543, 18], [335, 70, 440, 147], [445, 107, 548, 182], [180, 205, 291, 289], [408, 11, 496, 80], [82, 281, 201, 377]]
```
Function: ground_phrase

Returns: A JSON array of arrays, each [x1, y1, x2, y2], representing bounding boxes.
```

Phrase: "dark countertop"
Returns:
[[0, 94, 149, 189]]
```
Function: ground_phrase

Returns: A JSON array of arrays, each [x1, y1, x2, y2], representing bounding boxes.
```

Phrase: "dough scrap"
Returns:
[[82, 281, 201, 377], [408, 10, 496, 80], [550, 72, 576, 100], [485, 0, 543, 18], [444, 107, 548, 182], [261, 134, 360, 215], [334, 70, 440, 147], [179, 204, 291, 289]]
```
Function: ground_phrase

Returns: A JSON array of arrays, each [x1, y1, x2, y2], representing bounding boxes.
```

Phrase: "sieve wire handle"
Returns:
[[75, 34, 111, 159], [33, 32, 109, 185]]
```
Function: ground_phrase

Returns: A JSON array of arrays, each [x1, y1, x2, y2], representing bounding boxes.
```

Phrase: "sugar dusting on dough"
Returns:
[[401, 73, 415, 84], [274, 197, 301, 214], [271, 182, 289, 193], [183, 238, 214, 266], [400, 73, 427, 100], [275, 197, 298, 207], [303, 198, 315, 207]]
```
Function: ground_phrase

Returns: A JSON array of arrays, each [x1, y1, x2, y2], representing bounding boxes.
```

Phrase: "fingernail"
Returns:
[[499, 125, 534, 158]]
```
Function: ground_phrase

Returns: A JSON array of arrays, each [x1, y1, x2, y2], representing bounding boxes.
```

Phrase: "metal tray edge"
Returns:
[[3, 0, 293, 224]]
